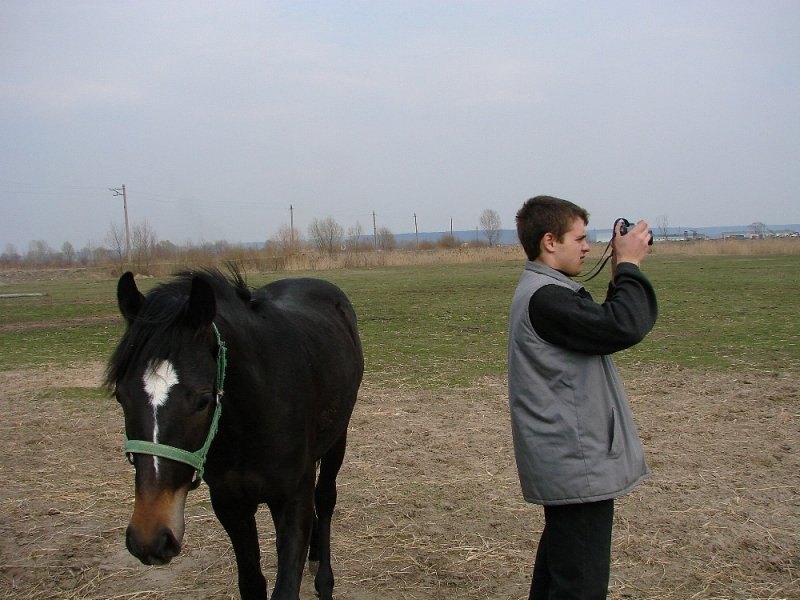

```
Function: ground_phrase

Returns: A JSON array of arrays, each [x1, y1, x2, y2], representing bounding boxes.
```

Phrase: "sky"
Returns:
[[1, 1, 799, 252]]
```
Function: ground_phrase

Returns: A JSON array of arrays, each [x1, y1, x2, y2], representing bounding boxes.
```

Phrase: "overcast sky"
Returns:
[[2, 1, 798, 252]]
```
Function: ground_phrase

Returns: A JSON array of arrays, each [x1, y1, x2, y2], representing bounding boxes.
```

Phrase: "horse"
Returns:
[[105, 268, 364, 600]]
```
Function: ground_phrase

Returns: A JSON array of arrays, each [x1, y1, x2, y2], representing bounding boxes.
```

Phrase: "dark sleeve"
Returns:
[[529, 263, 658, 355]]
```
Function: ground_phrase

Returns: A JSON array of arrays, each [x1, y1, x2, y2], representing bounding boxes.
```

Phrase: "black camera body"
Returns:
[[617, 218, 654, 245]]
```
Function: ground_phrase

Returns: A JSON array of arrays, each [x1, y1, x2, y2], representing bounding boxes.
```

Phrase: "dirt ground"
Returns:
[[0, 362, 797, 599]]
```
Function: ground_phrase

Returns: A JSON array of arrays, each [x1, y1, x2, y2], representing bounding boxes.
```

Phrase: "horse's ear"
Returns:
[[187, 276, 216, 328], [117, 271, 145, 324]]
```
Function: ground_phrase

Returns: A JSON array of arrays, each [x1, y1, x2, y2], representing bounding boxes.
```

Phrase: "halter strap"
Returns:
[[124, 322, 227, 488]]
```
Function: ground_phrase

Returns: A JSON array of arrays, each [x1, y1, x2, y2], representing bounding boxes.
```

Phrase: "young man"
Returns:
[[508, 195, 658, 599]]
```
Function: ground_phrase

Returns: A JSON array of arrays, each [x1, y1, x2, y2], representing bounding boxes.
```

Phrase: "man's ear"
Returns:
[[540, 232, 556, 254]]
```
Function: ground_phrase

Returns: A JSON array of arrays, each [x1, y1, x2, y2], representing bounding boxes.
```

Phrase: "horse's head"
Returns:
[[108, 271, 223, 566]]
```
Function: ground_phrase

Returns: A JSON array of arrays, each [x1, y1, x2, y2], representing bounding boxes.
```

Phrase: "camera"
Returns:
[[579, 217, 652, 281], [617, 218, 653, 245]]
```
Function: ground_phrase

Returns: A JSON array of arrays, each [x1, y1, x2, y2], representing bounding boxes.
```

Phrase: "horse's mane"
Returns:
[[104, 266, 250, 391]]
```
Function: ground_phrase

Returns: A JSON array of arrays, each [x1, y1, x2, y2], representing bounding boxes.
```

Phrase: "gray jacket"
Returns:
[[508, 262, 652, 505]]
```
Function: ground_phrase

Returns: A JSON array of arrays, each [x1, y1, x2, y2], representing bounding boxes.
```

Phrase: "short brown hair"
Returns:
[[516, 195, 589, 260]]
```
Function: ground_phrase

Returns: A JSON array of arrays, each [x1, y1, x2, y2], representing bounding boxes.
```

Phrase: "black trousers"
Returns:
[[529, 499, 615, 600]]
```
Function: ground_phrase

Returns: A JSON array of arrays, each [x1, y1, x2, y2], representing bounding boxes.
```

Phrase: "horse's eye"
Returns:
[[195, 394, 212, 412]]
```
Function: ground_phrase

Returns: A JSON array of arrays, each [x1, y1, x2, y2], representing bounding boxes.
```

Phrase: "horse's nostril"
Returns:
[[158, 527, 181, 561], [126, 526, 181, 565]]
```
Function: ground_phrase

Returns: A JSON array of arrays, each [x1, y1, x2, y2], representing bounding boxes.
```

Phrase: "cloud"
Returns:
[[1, 1, 798, 250], [1, 79, 144, 113]]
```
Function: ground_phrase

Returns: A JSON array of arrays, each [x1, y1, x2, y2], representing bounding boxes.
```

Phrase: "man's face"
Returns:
[[551, 217, 591, 276]]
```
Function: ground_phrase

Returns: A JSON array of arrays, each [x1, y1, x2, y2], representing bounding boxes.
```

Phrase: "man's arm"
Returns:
[[530, 264, 657, 355]]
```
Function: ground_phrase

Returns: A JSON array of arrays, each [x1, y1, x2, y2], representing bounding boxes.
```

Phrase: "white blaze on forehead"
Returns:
[[143, 359, 179, 413], [142, 359, 179, 477]]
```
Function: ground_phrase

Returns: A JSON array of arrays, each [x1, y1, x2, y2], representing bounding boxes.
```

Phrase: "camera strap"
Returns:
[[575, 218, 627, 282], [575, 243, 613, 282]]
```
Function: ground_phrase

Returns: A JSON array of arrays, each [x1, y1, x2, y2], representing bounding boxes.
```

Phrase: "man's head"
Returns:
[[516, 195, 590, 274]]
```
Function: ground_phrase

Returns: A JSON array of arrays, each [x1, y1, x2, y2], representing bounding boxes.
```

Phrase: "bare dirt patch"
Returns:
[[0, 364, 797, 599]]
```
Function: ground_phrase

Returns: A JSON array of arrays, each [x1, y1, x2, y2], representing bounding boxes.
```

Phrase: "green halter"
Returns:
[[124, 322, 227, 488]]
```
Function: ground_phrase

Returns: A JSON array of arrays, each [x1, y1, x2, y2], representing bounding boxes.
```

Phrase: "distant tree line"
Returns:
[[1, 209, 504, 272]]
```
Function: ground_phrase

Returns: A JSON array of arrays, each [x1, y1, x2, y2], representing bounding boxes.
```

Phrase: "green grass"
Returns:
[[1, 255, 798, 387], [0, 324, 124, 369], [611, 255, 800, 372], [292, 263, 518, 388], [0, 279, 117, 323]]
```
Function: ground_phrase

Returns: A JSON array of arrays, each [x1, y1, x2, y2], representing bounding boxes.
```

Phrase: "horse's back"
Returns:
[[258, 277, 345, 307], [254, 277, 362, 368], [258, 278, 357, 331]]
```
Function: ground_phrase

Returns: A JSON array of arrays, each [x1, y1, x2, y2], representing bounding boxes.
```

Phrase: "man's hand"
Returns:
[[611, 220, 651, 276]]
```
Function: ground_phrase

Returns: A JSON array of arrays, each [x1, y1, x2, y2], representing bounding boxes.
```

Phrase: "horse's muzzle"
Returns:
[[126, 524, 182, 565], [126, 484, 188, 566]]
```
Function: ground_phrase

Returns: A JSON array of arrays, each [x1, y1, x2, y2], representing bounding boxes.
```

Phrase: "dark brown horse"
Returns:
[[105, 268, 364, 599]]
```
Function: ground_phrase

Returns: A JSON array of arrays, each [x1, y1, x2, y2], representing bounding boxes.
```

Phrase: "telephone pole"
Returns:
[[290, 204, 295, 248], [109, 184, 131, 263]]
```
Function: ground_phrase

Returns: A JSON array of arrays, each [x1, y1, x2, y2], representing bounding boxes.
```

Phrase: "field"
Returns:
[[1, 252, 798, 599]]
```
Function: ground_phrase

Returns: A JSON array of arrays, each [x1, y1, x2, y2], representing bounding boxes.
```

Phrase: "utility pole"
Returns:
[[414, 213, 419, 249], [373, 211, 378, 249], [290, 204, 295, 248], [109, 184, 131, 263]]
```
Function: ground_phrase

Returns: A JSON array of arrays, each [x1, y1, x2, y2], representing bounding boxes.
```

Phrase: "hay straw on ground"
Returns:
[[1, 364, 798, 599]]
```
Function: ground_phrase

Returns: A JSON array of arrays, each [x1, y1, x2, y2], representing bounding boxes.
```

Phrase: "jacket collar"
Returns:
[[524, 261, 585, 293]]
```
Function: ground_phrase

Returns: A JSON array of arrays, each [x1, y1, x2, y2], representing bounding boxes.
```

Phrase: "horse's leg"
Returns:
[[269, 467, 315, 600], [211, 494, 267, 600], [310, 431, 347, 600]]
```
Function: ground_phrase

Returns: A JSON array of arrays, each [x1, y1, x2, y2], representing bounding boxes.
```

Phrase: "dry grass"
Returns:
[[1, 363, 798, 599], [0, 246, 527, 280], [651, 237, 800, 256], [4, 238, 799, 282]]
